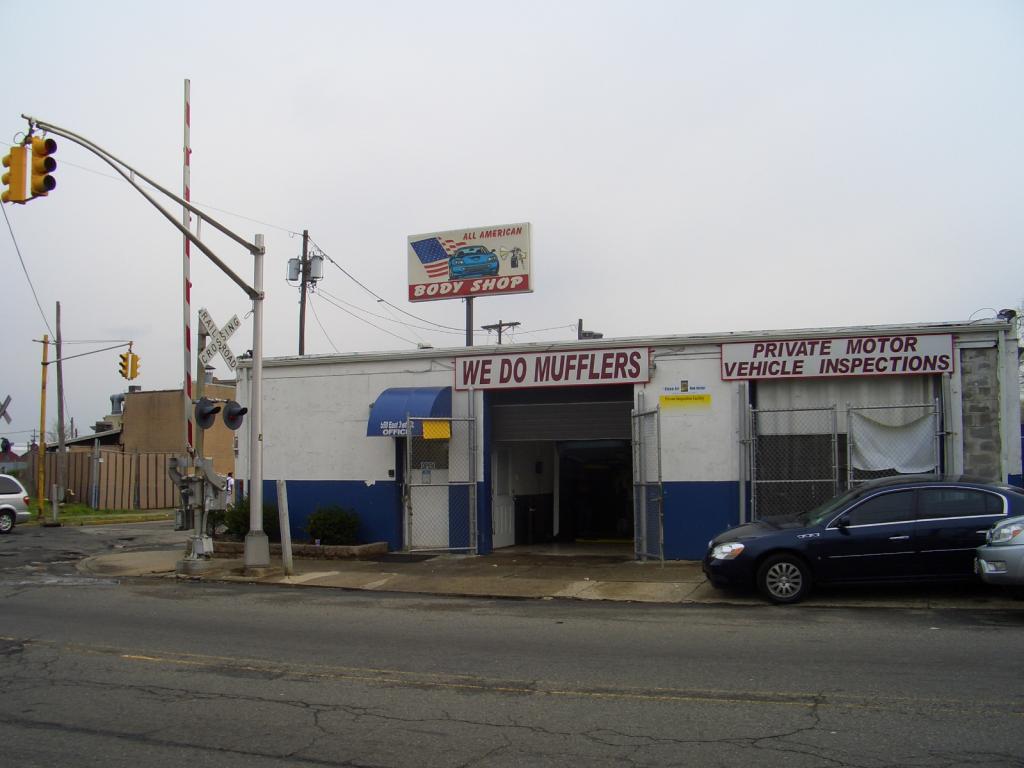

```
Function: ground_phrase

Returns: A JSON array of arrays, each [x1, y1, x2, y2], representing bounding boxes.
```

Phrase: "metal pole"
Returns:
[[465, 297, 473, 347], [276, 479, 294, 575], [55, 301, 66, 518], [245, 234, 270, 569], [36, 335, 48, 519], [298, 229, 309, 355]]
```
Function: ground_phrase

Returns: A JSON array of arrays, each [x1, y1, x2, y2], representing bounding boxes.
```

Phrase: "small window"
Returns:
[[917, 488, 1003, 519], [0, 476, 22, 494], [839, 490, 916, 526]]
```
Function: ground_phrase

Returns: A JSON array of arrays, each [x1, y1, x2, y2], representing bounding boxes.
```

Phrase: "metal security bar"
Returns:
[[749, 406, 839, 520], [405, 416, 477, 553], [632, 407, 663, 560]]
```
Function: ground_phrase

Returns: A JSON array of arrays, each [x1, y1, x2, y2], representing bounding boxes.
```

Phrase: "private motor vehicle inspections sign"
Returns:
[[720, 333, 955, 380], [455, 347, 650, 390], [407, 222, 532, 302]]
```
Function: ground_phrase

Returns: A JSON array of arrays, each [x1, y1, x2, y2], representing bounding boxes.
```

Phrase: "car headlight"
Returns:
[[711, 542, 745, 560], [988, 522, 1024, 545]]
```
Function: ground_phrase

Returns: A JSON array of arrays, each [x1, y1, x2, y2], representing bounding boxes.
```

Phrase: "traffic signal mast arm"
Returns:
[[21, 115, 262, 300]]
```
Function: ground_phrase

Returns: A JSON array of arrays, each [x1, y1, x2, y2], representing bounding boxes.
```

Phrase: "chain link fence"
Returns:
[[632, 408, 663, 560], [405, 417, 476, 553], [750, 407, 838, 520], [748, 401, 941, 520]]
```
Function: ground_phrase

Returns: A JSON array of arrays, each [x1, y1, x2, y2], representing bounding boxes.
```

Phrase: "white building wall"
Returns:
[[237, 357, 455, 482], [641, 349, 739, 483]]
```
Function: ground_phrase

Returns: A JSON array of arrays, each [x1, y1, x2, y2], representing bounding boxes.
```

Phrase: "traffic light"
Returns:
[[194, 397, 221, 429], [1, 145, 28, 204], [118, 352, 130, 379], [29, 136, 56, 198], [222, 400, 248, 430], [128, 352, 140, 380]]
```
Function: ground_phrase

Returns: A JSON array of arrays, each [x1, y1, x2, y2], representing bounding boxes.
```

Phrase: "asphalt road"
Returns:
[[1, 523, 1022, 767]]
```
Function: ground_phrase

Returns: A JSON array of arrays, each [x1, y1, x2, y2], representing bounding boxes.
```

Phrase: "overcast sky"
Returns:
[[2, 0, 1021, 448]]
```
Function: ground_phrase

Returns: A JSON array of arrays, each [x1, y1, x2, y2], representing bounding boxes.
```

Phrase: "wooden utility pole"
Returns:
[[298, 229, 309, 355], [481, 320, 520, 345]]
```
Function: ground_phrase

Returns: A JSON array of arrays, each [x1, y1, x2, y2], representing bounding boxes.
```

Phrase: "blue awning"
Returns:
[[366, 387, 452, 437]]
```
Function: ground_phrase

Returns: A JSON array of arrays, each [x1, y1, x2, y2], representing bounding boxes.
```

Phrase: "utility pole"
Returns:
[[481, 320, 520, 344], [298, 229, 309, 355], [53, 301, 66, 525], [36, 335, 48, 519]]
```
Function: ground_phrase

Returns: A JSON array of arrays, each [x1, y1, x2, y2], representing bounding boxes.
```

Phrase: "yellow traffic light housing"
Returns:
[[128, 353, 140, 380], [1, 146, 29, 204], [29, 136, 56, 198], [118, 352, 130, 379]]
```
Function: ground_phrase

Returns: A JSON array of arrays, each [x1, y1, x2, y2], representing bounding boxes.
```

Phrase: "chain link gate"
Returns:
[[747, 400, 943, 520], [405, 416, 477, 553], [749, 406, 839, 520], [632, 406, 663, 560]]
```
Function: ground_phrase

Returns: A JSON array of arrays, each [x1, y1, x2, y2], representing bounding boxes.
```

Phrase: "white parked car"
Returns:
[[0, 474, 31, 533], [976, 515, 1024, 598]]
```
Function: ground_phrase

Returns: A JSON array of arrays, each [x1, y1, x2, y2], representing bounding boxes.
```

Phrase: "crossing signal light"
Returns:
[[29, 137, 56, 198], [222, 400, 248, 431], [118, 352, 130, 379], [128, 353, 140, 380], [194, 397, 221, 429], [1, 145, 29, 204]]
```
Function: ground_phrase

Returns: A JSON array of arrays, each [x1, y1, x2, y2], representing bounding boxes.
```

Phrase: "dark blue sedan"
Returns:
[[703, 475, 1024, 603], [449, 246, 499, 279]]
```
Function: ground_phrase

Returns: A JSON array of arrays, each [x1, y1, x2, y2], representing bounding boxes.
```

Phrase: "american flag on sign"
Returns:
[[410, 237, 466, 279]]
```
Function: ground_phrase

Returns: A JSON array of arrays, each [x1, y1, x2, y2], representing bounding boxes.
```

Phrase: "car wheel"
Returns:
[[756, 554, 811, 604], [0, 510, 14, 534]]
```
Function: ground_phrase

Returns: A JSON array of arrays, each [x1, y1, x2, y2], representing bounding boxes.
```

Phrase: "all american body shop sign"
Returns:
[[721, 334, 954, 380], [407, 222, 532, 302], [456, 348, 650, 390]]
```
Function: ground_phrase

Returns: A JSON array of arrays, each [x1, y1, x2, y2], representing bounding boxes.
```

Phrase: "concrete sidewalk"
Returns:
[[76, 548, 1024, 610]]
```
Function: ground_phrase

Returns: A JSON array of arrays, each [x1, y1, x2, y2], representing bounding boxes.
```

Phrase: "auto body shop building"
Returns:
[[235, 318, 1021, 560]]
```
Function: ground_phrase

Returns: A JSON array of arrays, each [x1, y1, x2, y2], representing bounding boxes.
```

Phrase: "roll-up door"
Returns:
[[491, 400, 632, 441]]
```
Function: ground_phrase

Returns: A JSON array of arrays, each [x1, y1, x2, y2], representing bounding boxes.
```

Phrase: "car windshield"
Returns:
[[796, 485, 867, 526]]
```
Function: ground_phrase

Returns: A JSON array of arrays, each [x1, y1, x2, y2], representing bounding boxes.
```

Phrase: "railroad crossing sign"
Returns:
[[197, 308, 241, 371], [0, 395, 11, 425]]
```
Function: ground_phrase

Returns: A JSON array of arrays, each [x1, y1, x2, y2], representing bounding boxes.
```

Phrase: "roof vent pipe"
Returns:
[[110, 393, 125, 415]]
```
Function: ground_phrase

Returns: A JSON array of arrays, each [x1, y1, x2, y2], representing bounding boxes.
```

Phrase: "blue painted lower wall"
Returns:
[[262, 480, 403, 550], [661, 481, 740, 560], [262, 478, 742, 561]]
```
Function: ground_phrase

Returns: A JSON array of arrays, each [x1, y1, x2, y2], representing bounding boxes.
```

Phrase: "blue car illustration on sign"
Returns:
[[449, 246, 500, 279]]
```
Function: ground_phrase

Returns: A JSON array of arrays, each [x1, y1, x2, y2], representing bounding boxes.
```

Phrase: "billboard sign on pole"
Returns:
[[407, 222, 532, 303]]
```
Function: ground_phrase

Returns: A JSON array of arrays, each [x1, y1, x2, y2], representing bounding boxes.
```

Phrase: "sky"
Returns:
[[2, 0, 1022, 449]]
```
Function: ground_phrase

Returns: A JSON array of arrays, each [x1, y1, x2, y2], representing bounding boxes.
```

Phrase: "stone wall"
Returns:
[[959, 348, 1002, 480]]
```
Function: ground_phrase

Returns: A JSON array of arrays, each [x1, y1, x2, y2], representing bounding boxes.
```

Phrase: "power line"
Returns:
[[2, 202, 54, 338], [307, 294, 340, 353], [314, 291, 420, 346], [317, 288, 465, 336], [309, 237, 466, 333]]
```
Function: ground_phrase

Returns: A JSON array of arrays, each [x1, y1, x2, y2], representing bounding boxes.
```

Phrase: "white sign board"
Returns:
[[455, 347, 650, 391], [407, 222, 532, 303], [720, 334, 954, 380], [198, 308, 241, 371]]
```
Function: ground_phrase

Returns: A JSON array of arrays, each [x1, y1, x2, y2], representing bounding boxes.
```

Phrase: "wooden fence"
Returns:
[[23, 449, 181, 510]]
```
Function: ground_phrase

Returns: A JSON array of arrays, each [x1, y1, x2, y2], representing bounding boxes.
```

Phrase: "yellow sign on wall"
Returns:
[[422, 420, 452, 439], [660, 394, 712, 410]]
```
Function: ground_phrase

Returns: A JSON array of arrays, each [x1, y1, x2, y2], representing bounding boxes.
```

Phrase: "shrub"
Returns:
[[306, 505, 360, 546], [223, 495, 281, 542]]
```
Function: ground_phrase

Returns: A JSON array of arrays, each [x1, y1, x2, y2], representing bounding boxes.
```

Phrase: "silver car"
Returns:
[[0, 473, 31, 533], [976, 514, 1024, 597]]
